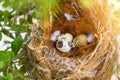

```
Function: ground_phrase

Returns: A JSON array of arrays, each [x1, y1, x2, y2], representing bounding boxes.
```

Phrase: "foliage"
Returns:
[[11, 35, 23, 54], [0, 0, 62, 79], [34, 0, 61, 23], [0, 0, 34, 79]]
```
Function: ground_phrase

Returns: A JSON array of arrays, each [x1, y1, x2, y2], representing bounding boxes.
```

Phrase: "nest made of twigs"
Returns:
[[26, 0, 118, 80]]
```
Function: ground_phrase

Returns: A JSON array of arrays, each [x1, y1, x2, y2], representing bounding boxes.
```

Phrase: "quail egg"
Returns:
[[55, 33, 74, 53], [73, 34, 87, 47], [56, 39, 74, 53], [57, 33, 73, 41]]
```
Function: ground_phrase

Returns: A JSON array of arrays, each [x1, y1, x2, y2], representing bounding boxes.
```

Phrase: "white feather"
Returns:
[[64, 13, 77, 21], [51, 30, 60, 42], [87, 33, 95, 43]]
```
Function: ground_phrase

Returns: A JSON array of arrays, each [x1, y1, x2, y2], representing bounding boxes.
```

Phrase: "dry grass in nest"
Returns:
[[26, 0, 118, 80]]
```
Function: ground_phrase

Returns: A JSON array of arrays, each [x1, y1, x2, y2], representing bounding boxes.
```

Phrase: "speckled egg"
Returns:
[[73, 34, 87, 47], [57, 33, 73, 42], [56, 39, 74, 53]]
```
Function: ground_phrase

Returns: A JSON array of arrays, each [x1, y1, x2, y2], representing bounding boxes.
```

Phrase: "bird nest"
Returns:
[[26, 0, 118, 80]]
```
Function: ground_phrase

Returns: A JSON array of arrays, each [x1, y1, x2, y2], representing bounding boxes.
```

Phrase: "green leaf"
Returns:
[[1, 28, 14, 39], [0, 33, 2, 41], [19, 18, 26, 24], [19, 65, 26, 74], [13, 70, 26, 80], [0, 76, 6, 80], [0, 23, 2, 27], [11, 25, 30, 32], [7, 73, 14, 80], [0, 61, 6, 69], [8, 51, 15, 59], [0, 51, 14, 69], [27, 15, 32, 24], [0, 11, 3, 21], [3, 11, 12, 26], [2, 0, 10, 8], [3, 11, 12, 19], [0, 52, 10, 62], [35, 0, 61, 21], [11, 35, 23, 54], [0, 51, 15, 62]]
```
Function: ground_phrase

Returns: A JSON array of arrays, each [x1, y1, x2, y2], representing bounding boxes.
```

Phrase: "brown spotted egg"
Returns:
[[56, 39, 74, 53], [56, 33, 74, 53], [73, 34, 87, 47], [57, 33, 73, 41]]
